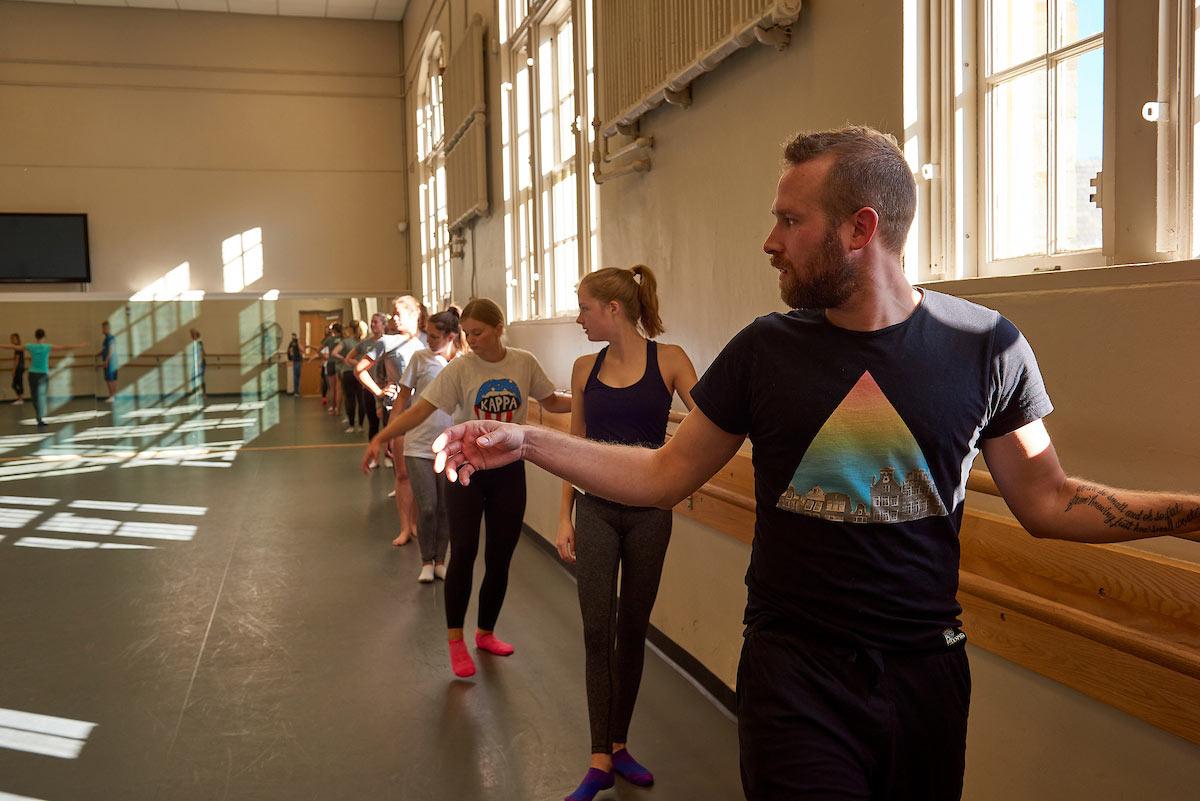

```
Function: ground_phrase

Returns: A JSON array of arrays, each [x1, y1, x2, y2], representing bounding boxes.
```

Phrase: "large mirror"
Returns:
[[1, 296, 388, 482]]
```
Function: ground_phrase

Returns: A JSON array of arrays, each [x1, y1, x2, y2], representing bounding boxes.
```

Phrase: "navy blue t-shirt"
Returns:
[[690, 289, 1053, 651]]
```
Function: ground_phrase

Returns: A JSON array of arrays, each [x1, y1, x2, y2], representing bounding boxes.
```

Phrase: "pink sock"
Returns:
[[475, 632, 515, 656], [449, 638, 476, 677]]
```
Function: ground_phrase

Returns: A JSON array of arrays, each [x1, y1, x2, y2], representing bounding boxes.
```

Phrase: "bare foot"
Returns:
[[391, 530, 412, 546]]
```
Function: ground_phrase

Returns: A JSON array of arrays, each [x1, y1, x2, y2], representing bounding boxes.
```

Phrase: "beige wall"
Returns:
[[404, 0, 1200, 798], [0, 1, 409, 297]]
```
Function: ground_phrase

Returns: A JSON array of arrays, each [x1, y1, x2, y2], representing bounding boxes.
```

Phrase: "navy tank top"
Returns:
[[583, 340, 672, 448]]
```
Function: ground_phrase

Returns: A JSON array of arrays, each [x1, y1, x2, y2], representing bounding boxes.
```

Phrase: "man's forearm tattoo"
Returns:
[[1065, 484, 1200, 533]]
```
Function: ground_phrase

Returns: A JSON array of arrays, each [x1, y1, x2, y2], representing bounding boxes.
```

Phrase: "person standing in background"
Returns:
[[287, 333, 304, 396], [353, 298, 424, 545], [399, 307, 465, 583], [97, 321, 118, 403], [9, 334, 25, 405], [335, 320, 366, 434]]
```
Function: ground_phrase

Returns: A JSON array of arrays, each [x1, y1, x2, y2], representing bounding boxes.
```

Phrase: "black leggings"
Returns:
[[12, 366, 23, 397], [362, 387, 379, 438], [340, 372, 363, 427], [443, 460, 527, 631], [573, 492, 672, 753]]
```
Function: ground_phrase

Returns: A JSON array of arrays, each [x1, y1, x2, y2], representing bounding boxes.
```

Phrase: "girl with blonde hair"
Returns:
[[559, 264, 697, 801]]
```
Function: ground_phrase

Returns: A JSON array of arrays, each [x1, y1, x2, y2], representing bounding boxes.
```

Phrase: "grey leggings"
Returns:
[[405, 456, 449, 563], [573, 492, 672, 754]]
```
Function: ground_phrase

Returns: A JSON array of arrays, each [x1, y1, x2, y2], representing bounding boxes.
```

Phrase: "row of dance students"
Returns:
[[361, 267, 696, 801]]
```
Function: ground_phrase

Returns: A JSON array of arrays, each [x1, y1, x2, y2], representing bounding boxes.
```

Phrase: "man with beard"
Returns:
[[430, 126, 1200, 801]]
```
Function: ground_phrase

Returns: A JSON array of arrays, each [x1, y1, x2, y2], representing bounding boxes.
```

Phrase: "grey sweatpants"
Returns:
[[573, 491, 672, 753], [406, 456, 449, 563]]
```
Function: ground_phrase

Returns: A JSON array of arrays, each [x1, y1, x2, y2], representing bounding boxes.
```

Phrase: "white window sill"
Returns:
[[922, 258, 1200, 298], [508, 314, 580, 327]]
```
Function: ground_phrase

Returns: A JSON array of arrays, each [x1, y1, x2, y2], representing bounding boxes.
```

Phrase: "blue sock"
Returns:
[[564, 767, 614, 801], [612, 748, 654, 786]]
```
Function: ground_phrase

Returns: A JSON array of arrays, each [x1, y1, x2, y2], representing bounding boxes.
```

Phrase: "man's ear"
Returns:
[[846, 206, 881, 252]]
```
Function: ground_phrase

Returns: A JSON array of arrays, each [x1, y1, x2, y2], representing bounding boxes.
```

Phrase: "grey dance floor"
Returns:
[[0, 395, 741, 801]]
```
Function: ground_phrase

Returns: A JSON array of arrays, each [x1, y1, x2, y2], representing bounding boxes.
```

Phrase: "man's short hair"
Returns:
[[783, 126, 916, 255], [35, 328, 45, 339]]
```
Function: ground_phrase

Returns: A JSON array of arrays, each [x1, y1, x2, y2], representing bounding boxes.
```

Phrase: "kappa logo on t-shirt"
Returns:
[[776, 370, 948, 524], [474, 378, 522, 422]]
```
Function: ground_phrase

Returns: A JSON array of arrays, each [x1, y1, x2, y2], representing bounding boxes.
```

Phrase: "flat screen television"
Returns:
[[0, 213, 91, 283]]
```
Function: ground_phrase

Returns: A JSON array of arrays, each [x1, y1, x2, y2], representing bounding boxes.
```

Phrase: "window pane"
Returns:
[[1056, 46, 1103, 252], [991, 0, 1047, 73], [541, 110, 556, 169], [554, 240, 579, 314], [991, 68, 1048, 260], [1057, 0, 1102, 48], [560, 95, 576, 162]]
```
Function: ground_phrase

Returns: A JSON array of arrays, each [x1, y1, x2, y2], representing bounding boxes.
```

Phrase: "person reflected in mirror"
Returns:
[[97, 320, 118, 403], [286, 333, 304, 396], [9, 333, 25, 405], [1, 328, 85, 428], [188, 328, 206, 401]]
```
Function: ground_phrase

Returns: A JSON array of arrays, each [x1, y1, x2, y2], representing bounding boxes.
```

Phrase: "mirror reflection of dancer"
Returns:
[[431, 127, 1200, 801], [8, 334, 25, 405], [362, 298, 571, 677], [188, 329, 206, 400], [399, 308, 465, 583], [286, 333, 304, 396], [558, 265, 698, 801], [0, 329, 85, 428], [97, 321, 118, 402], [353, 297, 424, 545]]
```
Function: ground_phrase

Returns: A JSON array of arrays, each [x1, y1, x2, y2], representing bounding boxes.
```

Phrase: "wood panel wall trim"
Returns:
[[526, 400, 1200, 744]]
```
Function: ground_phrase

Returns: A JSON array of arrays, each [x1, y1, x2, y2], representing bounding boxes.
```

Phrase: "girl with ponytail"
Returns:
[[558, 264, 698, 801], [397, 307, 464, 583]]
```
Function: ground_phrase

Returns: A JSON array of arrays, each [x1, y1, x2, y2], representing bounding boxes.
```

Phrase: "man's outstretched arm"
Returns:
[[981, 419, 1200, 543], [433, 406, 746, 509]]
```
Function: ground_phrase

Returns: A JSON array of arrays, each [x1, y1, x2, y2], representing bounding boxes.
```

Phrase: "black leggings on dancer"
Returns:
[[362, 387, 379, 438], [340, 372, 364, 427], [574, 492, 672, 754], [444, 460, 527, 630]]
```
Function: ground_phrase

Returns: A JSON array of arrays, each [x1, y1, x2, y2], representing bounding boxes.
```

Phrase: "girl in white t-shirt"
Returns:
[[399, 308, 463, 584], [363, 298, 570, 678]]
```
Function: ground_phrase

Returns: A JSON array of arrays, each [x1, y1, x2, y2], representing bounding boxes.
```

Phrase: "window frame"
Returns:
[[415, 34, 452, 311], [499, 0, 598, 322], [913, 0, 1168, 282], [978, 4, 1106, 276]]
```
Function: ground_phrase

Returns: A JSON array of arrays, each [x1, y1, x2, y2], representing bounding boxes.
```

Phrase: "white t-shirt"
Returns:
[[422, 348, 556, 425], [367, 333, 424, 403], [400, 350, 453, 459]]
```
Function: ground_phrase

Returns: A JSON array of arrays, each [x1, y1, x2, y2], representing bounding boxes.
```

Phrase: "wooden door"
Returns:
[[298, 310, 343, 397]]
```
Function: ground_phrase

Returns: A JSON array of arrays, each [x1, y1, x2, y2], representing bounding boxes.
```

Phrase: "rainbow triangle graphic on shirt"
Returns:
[[776, 370, 948, 524]]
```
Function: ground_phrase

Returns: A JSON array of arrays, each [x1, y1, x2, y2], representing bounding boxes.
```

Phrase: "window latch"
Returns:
[[1089, 170, 1104, 209]]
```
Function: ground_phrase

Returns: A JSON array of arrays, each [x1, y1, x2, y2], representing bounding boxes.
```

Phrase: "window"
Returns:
[[416, 36, 451, 310], [909, 0, 1122, 279], [985, 0, 1104, 273], [500, 0, 598, 321]]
